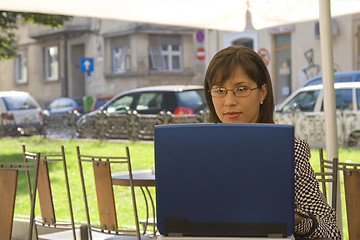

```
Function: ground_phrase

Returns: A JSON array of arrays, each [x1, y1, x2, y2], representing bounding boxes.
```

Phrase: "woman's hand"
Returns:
[[295, 212, 304, 225]]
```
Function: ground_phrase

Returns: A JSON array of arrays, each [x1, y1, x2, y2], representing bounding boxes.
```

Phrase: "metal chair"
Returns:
[[338, 162, 360, 240], [314, 148, 338, 210], [0, 153, 40, 240], [76, 146, 149, 240], [22, 144, 76, 240]]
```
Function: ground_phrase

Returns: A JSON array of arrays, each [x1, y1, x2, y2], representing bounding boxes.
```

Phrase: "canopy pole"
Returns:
[[319, 0, 342, 232]]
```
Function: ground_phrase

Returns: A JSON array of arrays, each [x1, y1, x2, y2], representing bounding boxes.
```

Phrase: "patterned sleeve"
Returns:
[[293, 139, 342, 239]]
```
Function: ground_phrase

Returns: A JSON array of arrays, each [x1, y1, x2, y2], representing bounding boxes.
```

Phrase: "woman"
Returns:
[[204, 45, 341, 240]]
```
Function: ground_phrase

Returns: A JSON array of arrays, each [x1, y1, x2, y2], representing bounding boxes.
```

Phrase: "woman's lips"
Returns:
[[224, 111, 241, 118]]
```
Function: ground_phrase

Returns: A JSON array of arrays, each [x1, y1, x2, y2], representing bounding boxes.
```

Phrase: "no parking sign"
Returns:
[[258, 48, 270, 66]]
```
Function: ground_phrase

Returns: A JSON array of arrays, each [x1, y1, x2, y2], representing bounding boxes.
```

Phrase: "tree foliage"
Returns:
[[0, 11, 72, 59]]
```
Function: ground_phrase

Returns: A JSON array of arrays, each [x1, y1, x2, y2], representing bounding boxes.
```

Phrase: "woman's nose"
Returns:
[[224, 91, 237, 106]]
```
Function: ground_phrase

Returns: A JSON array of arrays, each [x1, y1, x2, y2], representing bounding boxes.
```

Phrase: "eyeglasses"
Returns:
[[210, 86, 259, 98]]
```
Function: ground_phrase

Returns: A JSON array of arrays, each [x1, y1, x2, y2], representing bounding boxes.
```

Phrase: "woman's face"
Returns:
[[211, 67, 267, 123]]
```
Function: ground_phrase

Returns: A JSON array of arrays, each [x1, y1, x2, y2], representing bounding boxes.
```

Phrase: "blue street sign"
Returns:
[[80, 57, 94, 73]]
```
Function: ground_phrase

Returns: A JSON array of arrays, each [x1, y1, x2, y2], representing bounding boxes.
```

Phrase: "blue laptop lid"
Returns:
[[154, 123, 295, 237]]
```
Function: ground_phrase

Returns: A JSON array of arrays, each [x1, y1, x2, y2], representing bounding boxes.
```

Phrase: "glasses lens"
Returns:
[[211, 88, 226, 98], [234, 87, 250, 97]]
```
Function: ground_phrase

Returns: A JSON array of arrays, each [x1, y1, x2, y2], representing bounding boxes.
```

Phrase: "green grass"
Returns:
[[0, 136, 155, 231], [0, 136, 359, 239]]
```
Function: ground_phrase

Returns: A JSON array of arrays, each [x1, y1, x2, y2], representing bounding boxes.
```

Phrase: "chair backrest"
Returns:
[[0, 155, 40, 240], [314, 148, 338, 210], [339, 162, 360, 240], [76, 146, 140, 240], [22, 144, 76, 239]]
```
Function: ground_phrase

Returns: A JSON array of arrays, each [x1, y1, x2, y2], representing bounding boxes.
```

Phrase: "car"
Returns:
[[46, 97, 85, 116], [302, 70, 360, 87], [44, 97, 85, 130], [77, 85, 208, 139], [275, 82, 360, 147], [91, 95, 114, 112], [0, 91, 43, 136]]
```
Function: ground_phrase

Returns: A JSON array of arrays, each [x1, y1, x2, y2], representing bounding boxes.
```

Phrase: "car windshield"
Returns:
[[176, 90, 206, 109], [3, 95, 38, 110]]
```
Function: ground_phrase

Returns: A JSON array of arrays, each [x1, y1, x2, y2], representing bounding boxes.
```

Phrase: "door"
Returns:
[[70, 44, 85, 97]]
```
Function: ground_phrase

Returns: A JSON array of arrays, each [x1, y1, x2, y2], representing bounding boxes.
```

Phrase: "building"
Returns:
[[1, 13, 360, 106], [0, 17, 205, 107]]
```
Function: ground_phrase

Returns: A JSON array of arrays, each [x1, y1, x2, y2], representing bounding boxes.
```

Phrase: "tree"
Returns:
[[0, 11, 72, 59]]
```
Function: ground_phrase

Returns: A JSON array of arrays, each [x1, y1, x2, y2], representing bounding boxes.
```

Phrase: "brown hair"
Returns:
[[204, 45, 274, 123]]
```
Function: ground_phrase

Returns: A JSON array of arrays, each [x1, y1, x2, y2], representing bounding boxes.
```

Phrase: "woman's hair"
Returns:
[[204, 45, 275, 123]]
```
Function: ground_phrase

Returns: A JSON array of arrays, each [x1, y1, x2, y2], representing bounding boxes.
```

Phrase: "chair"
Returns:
[[0, 153, 40, 240], [338, 162, 360, 240], [76, 146, 146, 240], [22, 144, 76, 240], [314, 148, 338, 210]]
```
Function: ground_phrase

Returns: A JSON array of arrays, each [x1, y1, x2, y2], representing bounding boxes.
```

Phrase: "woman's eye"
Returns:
[[215, 88, 226, 93], [236, 87, 248, 92]]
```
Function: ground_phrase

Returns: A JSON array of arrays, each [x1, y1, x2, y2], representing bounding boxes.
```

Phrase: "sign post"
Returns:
[[80, 57, 94, 82]]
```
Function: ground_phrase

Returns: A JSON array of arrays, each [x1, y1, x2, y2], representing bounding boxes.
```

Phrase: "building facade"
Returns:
[[1, 13, 360, 107]]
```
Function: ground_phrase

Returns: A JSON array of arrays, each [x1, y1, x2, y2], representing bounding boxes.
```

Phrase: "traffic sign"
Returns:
[[196, 47, 205, 61], [196, 30, 204, 43], [257, 48, 270, 66], [80, 57, 94, 72]]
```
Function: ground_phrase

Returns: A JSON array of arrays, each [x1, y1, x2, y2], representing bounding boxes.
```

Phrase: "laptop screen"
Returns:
[[154, 123, 295, 238]]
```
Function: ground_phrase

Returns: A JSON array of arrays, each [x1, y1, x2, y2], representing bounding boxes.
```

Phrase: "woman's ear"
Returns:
[[260, 84, 267, 102]]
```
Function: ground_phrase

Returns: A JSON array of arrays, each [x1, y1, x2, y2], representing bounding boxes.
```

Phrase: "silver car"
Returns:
[[0, 91, 43, 136]]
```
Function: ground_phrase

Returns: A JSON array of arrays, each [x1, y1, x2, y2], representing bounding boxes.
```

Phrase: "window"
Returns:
[[3, 95, 38, 110], [281, 90, 320, 113], [111, 36, 130, 74], [14, 53, 27, 84], [107, 94, 135, 114], [44, 46, 59, 81], [136, 92, 163, 113], [275, 34, 291, 104], [321, 89, 353, 111], [112, 45, 130, 73], [149, 35, 182, 71], [232, 38, 254, 49]]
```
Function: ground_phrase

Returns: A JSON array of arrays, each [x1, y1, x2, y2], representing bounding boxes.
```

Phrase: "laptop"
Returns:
[[154, 123, 295, 238]]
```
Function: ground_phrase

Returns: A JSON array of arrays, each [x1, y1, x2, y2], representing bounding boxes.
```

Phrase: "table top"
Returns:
[[112, 169, 155, 187]]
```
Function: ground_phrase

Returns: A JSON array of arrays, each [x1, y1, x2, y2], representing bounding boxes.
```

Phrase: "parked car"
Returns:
[[77, 85, 208, 139], [275, 82, 360, 147], [46, 97, 85, 115], [0, 91, 43, 136], [91, 95, 114, 111], [302, 70, 360, 87], [44, 97, 85, 129]]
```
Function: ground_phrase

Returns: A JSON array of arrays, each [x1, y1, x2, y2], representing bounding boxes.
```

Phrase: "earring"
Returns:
[[260, 101, 264, 105]]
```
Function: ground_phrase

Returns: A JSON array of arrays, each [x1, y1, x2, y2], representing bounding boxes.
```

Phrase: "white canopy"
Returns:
[[1, 0, 360, 32]]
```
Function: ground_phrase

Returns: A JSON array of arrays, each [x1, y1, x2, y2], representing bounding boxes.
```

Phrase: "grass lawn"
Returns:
[[0, 136, 359, 239]]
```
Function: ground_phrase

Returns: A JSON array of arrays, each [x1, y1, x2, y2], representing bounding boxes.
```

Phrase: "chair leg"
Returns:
[[80, 225, 89, 240]]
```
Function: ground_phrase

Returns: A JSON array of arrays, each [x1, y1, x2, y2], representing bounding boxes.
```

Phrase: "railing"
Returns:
[[75, 110, 210, 141], [2, 109, 360, 148]]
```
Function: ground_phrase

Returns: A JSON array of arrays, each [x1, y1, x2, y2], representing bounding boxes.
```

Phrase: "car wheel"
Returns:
[[347, 131, 360, 148]]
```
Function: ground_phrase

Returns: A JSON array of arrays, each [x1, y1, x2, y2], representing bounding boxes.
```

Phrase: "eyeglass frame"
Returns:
[[209, 86, 260, 98]]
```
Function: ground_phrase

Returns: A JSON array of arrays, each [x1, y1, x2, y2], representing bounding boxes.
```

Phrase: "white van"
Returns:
[[0, 91, 43, 136], [275, 82, 360, 148]]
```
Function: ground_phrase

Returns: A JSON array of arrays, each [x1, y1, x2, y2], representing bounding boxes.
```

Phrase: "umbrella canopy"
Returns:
[[1, 0, 360, 31]]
